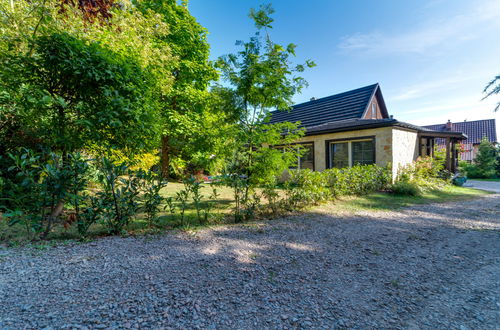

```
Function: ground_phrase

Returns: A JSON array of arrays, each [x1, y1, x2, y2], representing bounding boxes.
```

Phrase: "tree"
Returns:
[[0, 0, 175, 157], [483, 75, 499, 112], [464, 137, 498, 178], [216, 4, 315, 219], [474, 137, 498, 178], [1, 32, 158, 156], [134, 0, 219, 178]]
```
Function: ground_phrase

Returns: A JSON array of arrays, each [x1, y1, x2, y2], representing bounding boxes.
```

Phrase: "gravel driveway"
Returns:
[[1, 194, 499, 329]]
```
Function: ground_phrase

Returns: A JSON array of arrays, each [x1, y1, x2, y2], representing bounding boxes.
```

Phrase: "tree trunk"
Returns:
[[160, 135, 170, 179]]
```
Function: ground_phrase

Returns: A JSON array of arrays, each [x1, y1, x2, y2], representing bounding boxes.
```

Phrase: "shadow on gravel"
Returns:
[[1, 195, 499, 329]]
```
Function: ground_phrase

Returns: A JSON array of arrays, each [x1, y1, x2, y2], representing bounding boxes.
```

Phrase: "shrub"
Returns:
[[137, 170, 167, 227], [0, 149, 90, 239], [460, 138, 498, 179], [390, 181, 422, 196], [281, 165, 390, 210], [95, 158, 142, 235]]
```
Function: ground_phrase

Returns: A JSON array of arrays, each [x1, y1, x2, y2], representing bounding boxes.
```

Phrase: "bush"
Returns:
[[281, 165, 391, 210], [0, 149, 90, 239], [460, 138, 498, 179], [390, 181, 422, 196]]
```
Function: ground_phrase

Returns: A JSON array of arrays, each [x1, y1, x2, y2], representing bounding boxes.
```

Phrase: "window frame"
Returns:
[[325, 136, 376, 169], [272, 141, 315, 171]]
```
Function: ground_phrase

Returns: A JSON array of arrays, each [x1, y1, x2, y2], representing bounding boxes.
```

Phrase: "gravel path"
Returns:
[[1, 194, 499, 329]]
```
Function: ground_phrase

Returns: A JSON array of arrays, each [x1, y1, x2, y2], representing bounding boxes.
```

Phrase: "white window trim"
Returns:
[[329, 138, 374, 168]]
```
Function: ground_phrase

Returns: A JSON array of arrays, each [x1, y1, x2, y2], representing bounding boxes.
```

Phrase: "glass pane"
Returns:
[[298, 144, 314, 170], [352, 140, 374, 165], [331, 142, 348, 168]]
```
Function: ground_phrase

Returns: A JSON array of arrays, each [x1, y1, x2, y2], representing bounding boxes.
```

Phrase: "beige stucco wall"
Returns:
[[295, 127, 394, 172], [391, 128, 419, 178]]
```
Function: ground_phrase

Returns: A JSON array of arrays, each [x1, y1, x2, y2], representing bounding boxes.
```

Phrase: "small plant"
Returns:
[[96, 158, 142, 235], [390, 181, 422, 196], [185, 178, 204, 224], [137, 170, 168, 227], [175, 188, 190, 226], [203, 184, 220, 224], [164, 196, 176, 222], [76, 194, 103, 238]]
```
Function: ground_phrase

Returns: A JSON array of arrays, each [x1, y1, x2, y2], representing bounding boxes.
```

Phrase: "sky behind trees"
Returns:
[[190, 0, 500, 131]]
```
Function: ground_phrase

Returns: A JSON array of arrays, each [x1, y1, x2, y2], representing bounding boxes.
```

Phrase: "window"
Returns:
[[298, 144, 314, 170], [273, 143, 314, 170], [329, 138, 375, 168], [352, 140, 374, 165], [371, 103, 377, 118], [331, 142, 349, 168]]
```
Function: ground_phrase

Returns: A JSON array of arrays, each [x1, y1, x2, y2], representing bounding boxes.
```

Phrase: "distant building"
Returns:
[[422, 119, 497, 162]]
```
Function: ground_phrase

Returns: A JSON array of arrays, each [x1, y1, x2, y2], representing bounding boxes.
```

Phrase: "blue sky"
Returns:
[[189, 0, 500, 129]]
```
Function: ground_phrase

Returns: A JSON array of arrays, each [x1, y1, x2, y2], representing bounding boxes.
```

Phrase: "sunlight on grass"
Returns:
[[328, 186, 491, 213]]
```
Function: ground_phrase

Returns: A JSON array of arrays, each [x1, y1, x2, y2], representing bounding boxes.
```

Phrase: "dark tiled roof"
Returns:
[[422, 119, 497, 144], [268, 83, 387, 128], [305, 118, 466, 139]]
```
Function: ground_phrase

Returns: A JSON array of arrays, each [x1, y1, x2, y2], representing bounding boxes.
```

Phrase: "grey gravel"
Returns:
[[1, 194, 499, 329]]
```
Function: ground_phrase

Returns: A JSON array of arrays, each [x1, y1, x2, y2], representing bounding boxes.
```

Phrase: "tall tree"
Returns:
[[216, 3, 315, 215], [134, 0, 218, 178], [483, 75, 500, 112]]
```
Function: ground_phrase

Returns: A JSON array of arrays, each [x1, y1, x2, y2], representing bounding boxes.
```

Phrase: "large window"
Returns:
[[329, 138, 375, 168], [331, 142, 349, 168], [352, 140, 374, 165]]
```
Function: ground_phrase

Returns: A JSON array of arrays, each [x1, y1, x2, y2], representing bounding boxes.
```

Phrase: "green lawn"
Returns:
[[0, 183, 490, 246], [325, 186, 490, 214]]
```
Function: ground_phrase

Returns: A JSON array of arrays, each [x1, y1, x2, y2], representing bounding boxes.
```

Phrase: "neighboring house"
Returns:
[[268, 83, 466, 177], [422, 119, 498, 162]]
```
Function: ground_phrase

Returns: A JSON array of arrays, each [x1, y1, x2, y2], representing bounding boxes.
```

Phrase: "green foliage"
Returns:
[[134, 0, 221, 178], [0, 149, 90, 239], [483, 74, 499, 112], [283, 165, 391, 210], [390, 181, 422, 196], [5, 32, 157, 153], [95, 158, 142, 234], [137, 170, 168, 227], [392, 156, 450, 195], [460, 138, 498, 178], [216, 4, 315, 219]]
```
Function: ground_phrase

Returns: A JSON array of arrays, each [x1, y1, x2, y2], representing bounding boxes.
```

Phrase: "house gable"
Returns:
[[361, 85, 389, 120]]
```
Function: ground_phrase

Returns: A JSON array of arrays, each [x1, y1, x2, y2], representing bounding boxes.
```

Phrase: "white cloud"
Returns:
[[389, 76, 471, 101], [338, 0, 500, 55]]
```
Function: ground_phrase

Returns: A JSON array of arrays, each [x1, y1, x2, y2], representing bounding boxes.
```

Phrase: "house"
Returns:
[[268, 83, 467, 177], [422, 119, 497, 162]]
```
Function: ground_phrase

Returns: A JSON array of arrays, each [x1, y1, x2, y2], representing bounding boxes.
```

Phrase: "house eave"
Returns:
[[304, 120, 467, 140]]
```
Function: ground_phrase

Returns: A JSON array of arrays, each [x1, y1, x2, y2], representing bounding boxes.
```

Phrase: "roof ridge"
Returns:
[[269, 83, 379, 114]]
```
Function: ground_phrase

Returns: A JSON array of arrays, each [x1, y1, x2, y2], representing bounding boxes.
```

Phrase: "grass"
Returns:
[[328, 186, 490, 213], [0, 183, 491, 246]]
